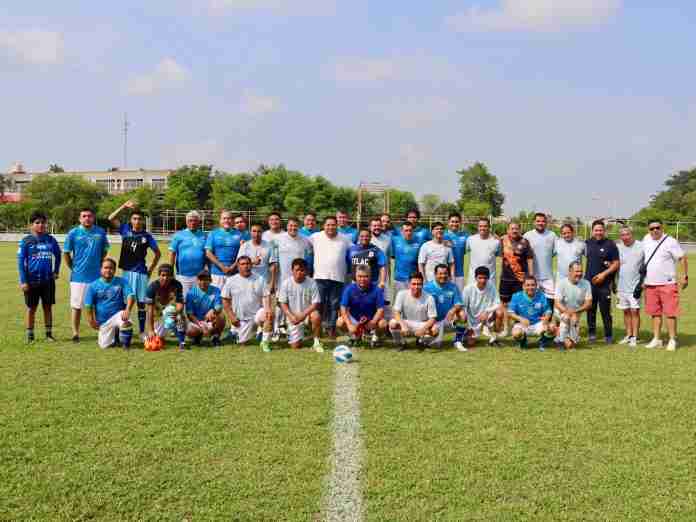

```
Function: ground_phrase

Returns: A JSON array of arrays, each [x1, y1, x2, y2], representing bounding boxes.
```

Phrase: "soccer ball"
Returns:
[[144, 336, 164, 352], [333, 344, 353, 363]]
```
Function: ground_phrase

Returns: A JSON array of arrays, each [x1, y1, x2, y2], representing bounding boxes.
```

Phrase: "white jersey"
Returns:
[[275, 232, 312, 283], [418, 240, 454, 282], [393, 290, 437, 322], [465, 234, 500, 284], [460, 280, 500, 325], [262, 229, 284, 259], [617, 240, 644, 294], [278, 276, 320, 314], [221, 273, 264, 320], [238, 239, 277, 285], [554, 238, 586, 282], [310, 231, 351, 282], [524, 229, 557, 281], [641, 234, 685, 286]]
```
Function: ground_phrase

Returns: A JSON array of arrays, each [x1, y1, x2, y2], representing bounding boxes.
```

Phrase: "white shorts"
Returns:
[[468, 312, 498, 338], [70, 282, 89, 309], [391, 319, 429, 335], [617, 292, 640, 310], [237, 308, 266, 343], [513, 321, 546, 337], [177, 275, 197, 301], [557, 313, 580, 344], [287, 319, 309, 344], [211, 274, 231, 290], [187, 320, 215, 337], [454, 277, 466, 293], [98, 311, 131, 349], [538, 279, 555, 299], [434, 319, 454, 343]]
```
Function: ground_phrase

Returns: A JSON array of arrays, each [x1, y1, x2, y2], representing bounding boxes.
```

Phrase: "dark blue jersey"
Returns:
[[17, 233, 61, 285]]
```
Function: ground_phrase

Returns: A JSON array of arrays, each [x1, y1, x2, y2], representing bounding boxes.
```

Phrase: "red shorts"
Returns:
[[645, 284, 680, 317]]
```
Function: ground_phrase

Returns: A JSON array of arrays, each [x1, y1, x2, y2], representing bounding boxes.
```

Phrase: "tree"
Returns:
[[97, 186, 163, 225], [0, 174, 13, 197], [387, 189, 419, 218], [419, 194, 441, 215], [0, 201, 33, 230], [211, 172, 254, 211], [48, 164, 65, 173], [457, 162, 505, 217], [162, 165, 213, 210]]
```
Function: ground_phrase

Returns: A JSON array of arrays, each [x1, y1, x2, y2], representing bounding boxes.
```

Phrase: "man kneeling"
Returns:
[[389, 272, 438, 351], [554, 261, 593, 350], [186, 270, 226, 347], [460, 266, 504, 347], [337, 265, 387, 347], [278, 258, 324, 351], [84, 258, 135, 349], [508, 275, 557, 351], [423, 263, 468, 351]]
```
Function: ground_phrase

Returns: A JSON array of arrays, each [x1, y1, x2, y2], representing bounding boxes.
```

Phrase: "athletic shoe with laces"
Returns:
[[618, 336, 632, 345], [45, 334, 57, 342], [454, 341, 468, 352], [629, 337, 638, 349], [666, 339, 677, 352], [645, 338, 663, 349], [313, 339, 325, 353], [71, 335, 80, 343], [260, 340, 272, 353]]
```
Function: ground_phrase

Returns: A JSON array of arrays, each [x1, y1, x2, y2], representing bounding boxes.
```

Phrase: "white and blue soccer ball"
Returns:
[[333, 344, 353, 363]]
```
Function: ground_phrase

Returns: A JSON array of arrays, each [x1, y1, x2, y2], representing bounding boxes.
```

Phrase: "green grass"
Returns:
[[0, 244, 334, 521]]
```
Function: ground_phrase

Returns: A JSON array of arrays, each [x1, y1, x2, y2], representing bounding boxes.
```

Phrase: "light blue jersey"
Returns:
[[204, 227, 242, 276], [84, 276, 134, 325], [509, 290, 551, 324], [185, 284, 223, 320], [617, 240, 644, 294], [64, 225, 109, 283], [169, 229, 207, 277], [423, 280, 462, 321], [444, 230, 468, 278], [391, 235, 420, 282], [338, 226, 359, 244]]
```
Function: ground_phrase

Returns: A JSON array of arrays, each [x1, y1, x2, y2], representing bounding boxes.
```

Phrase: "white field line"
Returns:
[[322, 362, 364, 522]]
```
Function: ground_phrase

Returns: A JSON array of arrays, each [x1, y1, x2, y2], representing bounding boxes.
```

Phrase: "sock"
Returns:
[[175, 325, 186, 345], [262, 331, 271, 342], [211, 334, 220, 343], [454, 323, 467, 343], [114, 328, 120, 345], [138, 309, 146, 333], [391, 330, 402, 344], [27, 328, 35, 340], [119, 325, 133, 348]]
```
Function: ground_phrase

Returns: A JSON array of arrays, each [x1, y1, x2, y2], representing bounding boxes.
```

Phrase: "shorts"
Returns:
[[538, 279, 555, 299], [123, 270, 149, 303], [434, 319, 455, 343], [454, 276, 466, 293], [235, 308, 266, 343], [211, 274, 231, 291], [154, 315, 188, 338], [391, 319, 430, 335], [499, 279, 522, 303], [645, 284, 680, 317], [287, 319, 309, 344], [187, 319, 221, 337], [513, 321, 546, 337], [70, 282, 89, 309], [617, 292, 640, 310], [24, 280, 56, 308], [557, 313, 580, 344], [98, 311, 132, 349], [177, 275, 197, 301], [468, 311, 499, 338]]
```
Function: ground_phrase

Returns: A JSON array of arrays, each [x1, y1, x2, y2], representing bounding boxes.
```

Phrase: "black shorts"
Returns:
[[499, 279, 522, 303], [24, 280, 56, 308]]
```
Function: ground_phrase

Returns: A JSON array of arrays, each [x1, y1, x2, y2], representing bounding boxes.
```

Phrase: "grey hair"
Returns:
[[186, 210, 201, 220]]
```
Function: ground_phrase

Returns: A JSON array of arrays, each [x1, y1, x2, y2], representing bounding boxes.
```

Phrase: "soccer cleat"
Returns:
[[415, 337, 426, 351], [629, 337, 638, 348], [454, 341, 468, 352], [482, 325, 491, 338], [645, 338, 663, 349], [605, 337, 614, 345], [223, 330, 238, 344], [397, 343, 407, 352], [260, 340, 272, 353], [211, 336, 221, 348], [618, 336, 631, 345], [71, 335, 80, 343], [348, 336, 359, 348], [192, 335, 202, 346], [666, 339, 677, 352], [271, 332, 281, 343], [313, 339, 325, 353], [488, 334, 500, 347], [26, 333, 35, 344]]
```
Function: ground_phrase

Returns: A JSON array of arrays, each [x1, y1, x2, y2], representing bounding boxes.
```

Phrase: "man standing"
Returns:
[[185, 270, 226, 347], [616, 226, 644, 347], [380, 213, 395, 236], [391, 222, 421, 294], [461, 266, 504, 347], [555, 262, 593, 350], [554, 223, 586, 285], [205, 210, 243, 290], [300, 212, 319, 276], [275, 217, 313, 286], [309, 216, 351, 338], [424, 264, 468, 351], [369, 218, 392, 301], [278, 259, 324, 352], [109, 200, 161, 339], [336, 209, 359, 244], [399, 208, 431, 246], [642, 219, 688, 351], [64, 208, 110, 343], [418, 222, 454, 282], [221, 256, 273, 351], [18, 211, 61, 343], [145, 264, 187, 351], [465, 218, 500, 285], [523, 213, 557, 305], [508, 275, 556, 351], [348, 228, 386, 287], [499, 222, 534, 335], [234, 214, 251, 241], [262, 212, 284, 247], [337, 266, 387, 347], [169, 211, 207, 299], [84, 258, 135, 349], [585, 220, 620, 343], [238, 222, 278, 293], [444, 212, 469, 292], [390, 272, 438, 351]]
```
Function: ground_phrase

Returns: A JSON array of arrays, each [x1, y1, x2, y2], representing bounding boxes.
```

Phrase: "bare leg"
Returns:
[[651, 315, 662, 340], [666, 317, 677, 340]]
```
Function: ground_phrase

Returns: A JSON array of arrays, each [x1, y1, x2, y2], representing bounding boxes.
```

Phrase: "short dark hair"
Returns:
[[158, 263, 173, 275], [336, 209, 349, 216], [235, 214, 248, 224], [291, 258, 307, 270], [237, 255, 252, 264], [304, 212, 316, 219], [251, 222, 264, 230], [523, 274, 537, 284], [380, 213, 391, 219], [434, 264, 449, 274], [197, 270, 212, 280], [591, 219, 605, 229], [508, 221, 520, 228], [102, 257, 117, 269], [369, 218, 381, 225], [448, 212, 461, 220], [358, 228, 371, 236], [30, 211, 47, 223], [648, 217, 663, 225], [130, 210, 144, 219], [286, 216, 300, 225], [478, 218, 490, 226], [560, 223, 575, 232], [534, 212, 547, 220], [401, 222, 414, 230], [268, 211, 282, 220], [406, 208, 421, 219], [409, 272, 423, 282], [324, 216, 337, 224], [79, 208, 94, 215], [474, 266, 490, 278], [431, 221, 444, 230]]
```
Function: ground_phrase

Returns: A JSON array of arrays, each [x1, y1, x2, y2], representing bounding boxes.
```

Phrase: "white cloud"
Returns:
[[205, 0, 334, 15], [240, 90, 280, 115], [124, 58, 190, 96], [445, 0, 622, 32], [330, 56, 455, 86], [0, 29, 64, 65]]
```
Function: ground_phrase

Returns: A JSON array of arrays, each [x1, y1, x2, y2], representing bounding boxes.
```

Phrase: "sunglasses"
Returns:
[[649, 226, 661, 231]]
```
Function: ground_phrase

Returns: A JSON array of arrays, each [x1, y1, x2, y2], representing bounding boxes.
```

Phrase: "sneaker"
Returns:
[[223, 331, 238, 344], [45, 334, 57, 342], [482, 325, 491, 338], [629, 337, 637, 349], [588, 334, 597, 343], [178, 342, 186, 352], [645, 338, 663, 349], [397, 343, 407, 352], [488, 335, 499, 347], [454, 341, 468, 352], [71, 335, 80, 344], [605, 337, 614, 345], [415, 338, 426, 351], [370, 333, 379, 348], [618, 336, 631, 345], [26, 333, 35, 344], [313, 339, 325, 353], [260, 340, 272, 353], [666, 339, 677, 352], [211, 336, 221, 348]]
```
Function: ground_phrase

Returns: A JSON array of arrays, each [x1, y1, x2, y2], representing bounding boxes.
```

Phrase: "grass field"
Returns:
[[2, 243, 696, 520]]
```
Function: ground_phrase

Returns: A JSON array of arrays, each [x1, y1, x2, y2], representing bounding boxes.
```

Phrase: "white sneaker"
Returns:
[[454, 341, 468, 352], [629, 337, 637, 348], [482, 325, 491, 338], [666, 339, 677, 352], [618, 336, 631, 345], [500, 327, 509, 338], [645, 338, 663, 349], [313, 338, 325, 353]]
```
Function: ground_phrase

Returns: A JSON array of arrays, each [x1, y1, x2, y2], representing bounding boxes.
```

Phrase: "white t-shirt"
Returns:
[[617, 240, 644, 294], [238, 239, 277, 285], [554, 238, 586, 282], [524, 229, 557, 281], [278, 276, 321, 314], [418, 240, 454, 282], [460, 281, 500, 325], [393, 290, 437, 322], [221, 273, 264, 320], [642, 234, 684, 286], [310, 231, 351, 282], [466, 234, 500, 284], [275, 232, 312, 284]]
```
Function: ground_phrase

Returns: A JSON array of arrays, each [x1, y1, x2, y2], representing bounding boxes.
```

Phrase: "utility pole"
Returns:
[[123, 112, 129, 169]]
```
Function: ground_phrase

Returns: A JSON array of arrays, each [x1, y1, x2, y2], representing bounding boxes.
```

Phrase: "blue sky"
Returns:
[[2, 1, 695, 217]]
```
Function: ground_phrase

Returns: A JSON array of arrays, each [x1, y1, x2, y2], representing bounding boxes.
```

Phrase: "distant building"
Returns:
[[4, 163, 173, 197]]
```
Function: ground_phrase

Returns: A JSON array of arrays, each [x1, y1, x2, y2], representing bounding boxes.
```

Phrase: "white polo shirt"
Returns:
[[642, 234, 684, 286]]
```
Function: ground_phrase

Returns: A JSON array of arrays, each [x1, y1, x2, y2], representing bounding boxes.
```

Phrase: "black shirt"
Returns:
[[145, 280, 184, 309], [585, 238, 619, 288]]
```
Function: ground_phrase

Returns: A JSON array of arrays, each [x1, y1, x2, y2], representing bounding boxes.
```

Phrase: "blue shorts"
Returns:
[[123, 270, 149, 303]]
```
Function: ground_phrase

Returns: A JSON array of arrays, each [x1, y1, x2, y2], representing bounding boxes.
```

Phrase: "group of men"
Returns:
[[17, 204, 689, 352]]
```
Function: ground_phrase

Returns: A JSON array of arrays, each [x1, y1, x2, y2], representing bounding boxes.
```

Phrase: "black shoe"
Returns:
[[26, 334, 35, 344], [397, 343, 407, 352], [71, 335, 80, 343], [192, 335, 202, 346], [348, 337, 359, 348], [415, 338, 426, 352], [45, 334, 57, 342]]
